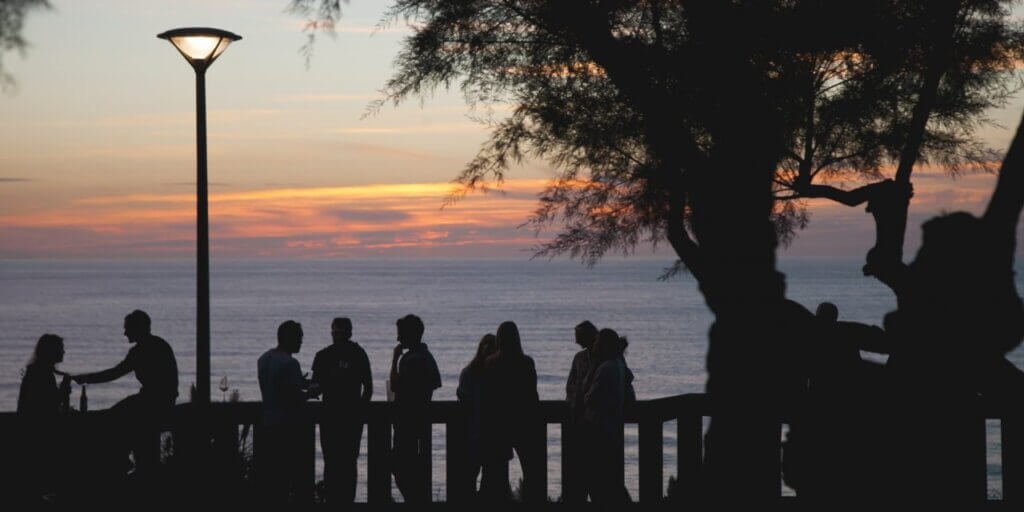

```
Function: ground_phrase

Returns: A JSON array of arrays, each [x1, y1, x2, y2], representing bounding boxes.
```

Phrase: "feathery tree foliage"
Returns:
[[295, 1, 1023, 286], [0, 0, 50, 91], [287, 2, 1024, 498]]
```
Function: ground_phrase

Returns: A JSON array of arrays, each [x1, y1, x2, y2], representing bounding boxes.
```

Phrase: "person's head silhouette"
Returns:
[[575, 320, 597, 350], [496, 321, 524, 359], [469, 333, 496, 371], [123, 310, 151, 344], [30, 333, 64, 367], [396, 314, 424, 348], [595, 328, 620, 362], [278, 320, 303, 354], [816, 302, 839, 324], [331, 317, 352, 344]]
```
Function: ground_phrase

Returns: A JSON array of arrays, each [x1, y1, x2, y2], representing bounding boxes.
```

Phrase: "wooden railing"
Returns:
[[2, 393, 1021, 504]]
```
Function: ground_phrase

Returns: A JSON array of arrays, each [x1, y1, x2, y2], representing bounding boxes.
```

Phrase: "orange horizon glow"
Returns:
[[0, 179, 554, 258], [0, 171, 1003, 259]]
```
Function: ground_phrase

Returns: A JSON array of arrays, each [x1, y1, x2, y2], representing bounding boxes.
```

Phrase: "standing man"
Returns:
[[73, 309, 179, 476], [389, 314, 441, 503], [563, 320, 597, 503], [257, 320, 315, 504], [312, 317, 372, 504]]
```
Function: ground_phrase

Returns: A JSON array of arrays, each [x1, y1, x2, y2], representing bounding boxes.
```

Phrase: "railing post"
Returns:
[[368, 412, 392, 503], [970, 407, 988, 502], [420, 421, 432, 501], [525, 418, 547, 503], [677, 414, 703, 502], [298, 419, 315, 503], [561, 418, 577, 502], [446, 416, 469, 502], [1005, 411, 1024, 503], [640, 418, 664, 502]]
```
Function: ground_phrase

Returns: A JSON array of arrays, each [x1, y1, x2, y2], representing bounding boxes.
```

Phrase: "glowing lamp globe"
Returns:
[[157, 27, 241, 70]]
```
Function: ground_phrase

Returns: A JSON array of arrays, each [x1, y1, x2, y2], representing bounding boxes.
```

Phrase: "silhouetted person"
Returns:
[[73, 310, 178, 477], [789, 302, 890, 499], [389, 314, 441, 503], [563, 320, 597, 503], [456, 333, 496, 498], [617, 335, 637, 407], [311, 317, 372, 504], [18, 334, 71, 416], [581, 328, 631, 504], [813, 302, 889, 389], [17, 334, 72, 504], [479, 321, 541, 502], [257, 320, 315, 504]]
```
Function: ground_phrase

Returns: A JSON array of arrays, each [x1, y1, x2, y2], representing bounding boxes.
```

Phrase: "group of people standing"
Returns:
[[255, 314, 440, 504], [16, 309, 636, 505], [453, 320, 636, 503], [258, 315, 636, 504]]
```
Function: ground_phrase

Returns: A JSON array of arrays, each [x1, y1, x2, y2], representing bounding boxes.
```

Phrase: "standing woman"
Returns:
[[456, 333, 497, 498], [582, 328, 631, 504], [17, 334, 72, 503], [479, 321, 540, 501]]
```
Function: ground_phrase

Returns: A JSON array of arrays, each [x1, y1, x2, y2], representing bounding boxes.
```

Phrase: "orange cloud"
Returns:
[[0, 179, 550, 258], [0, 171, 1003, 259]]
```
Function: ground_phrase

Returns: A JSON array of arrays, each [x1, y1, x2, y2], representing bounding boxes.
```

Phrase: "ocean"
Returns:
[[1, 258, 1019, 500]]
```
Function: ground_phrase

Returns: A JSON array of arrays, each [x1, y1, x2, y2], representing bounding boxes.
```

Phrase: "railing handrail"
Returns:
[[3, 392, 1022, 421], [1, 393, 1019, 503]]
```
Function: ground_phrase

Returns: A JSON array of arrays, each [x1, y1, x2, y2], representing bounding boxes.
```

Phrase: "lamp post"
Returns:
[[157, 27, 241, 405]]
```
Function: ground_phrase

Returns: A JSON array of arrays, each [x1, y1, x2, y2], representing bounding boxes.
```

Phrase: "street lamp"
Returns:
[[157, 27, 241, 405]]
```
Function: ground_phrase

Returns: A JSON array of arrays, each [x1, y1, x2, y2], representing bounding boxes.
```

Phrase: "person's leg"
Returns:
[[133, 398, 171, 478], [479, 455, 511, 501], [258, 426, 288, 505], [110, 394, 146, 473], [562, 425, 583, 503], [320, 420, 337, 504], [339, 420, 363, 503], [513, 438, 542, 503], [393, 425, 413, 502]]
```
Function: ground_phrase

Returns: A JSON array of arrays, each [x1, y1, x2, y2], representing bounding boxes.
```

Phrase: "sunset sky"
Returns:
[[2, 0, 1022, 260]]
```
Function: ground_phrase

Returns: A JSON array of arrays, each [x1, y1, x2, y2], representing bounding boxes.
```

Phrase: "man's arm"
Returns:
[[360, 350, 373, 402], [307, 352, 324, 399], [286, 359, 312, 403], [311, 352, 324, 387], [566, 352, 579, 402], [527, 358, 539, 402], [74, 352, 133, 385], [389, 346, 403, 395]]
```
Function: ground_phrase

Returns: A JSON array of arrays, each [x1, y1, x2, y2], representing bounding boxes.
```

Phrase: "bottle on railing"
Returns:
[[79, 385, 88, 413]]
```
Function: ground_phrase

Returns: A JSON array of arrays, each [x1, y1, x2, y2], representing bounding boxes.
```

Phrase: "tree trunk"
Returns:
[[682, 90, 799, 501]]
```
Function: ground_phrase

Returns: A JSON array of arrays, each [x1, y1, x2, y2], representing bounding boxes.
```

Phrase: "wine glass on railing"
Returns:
[[219, 376, 229, 402]]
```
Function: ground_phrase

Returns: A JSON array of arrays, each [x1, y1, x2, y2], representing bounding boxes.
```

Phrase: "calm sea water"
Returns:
[[1, 258, 1020, 499]]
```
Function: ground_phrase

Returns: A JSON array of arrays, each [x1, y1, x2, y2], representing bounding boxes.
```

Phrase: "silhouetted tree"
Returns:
[[0, 0, 49, 91], [293, 0, 1024, 501]]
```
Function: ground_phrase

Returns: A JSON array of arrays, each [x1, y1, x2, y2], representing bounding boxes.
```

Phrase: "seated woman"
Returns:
[[18, 333, 71, 415], [16, 334, 72, 503]]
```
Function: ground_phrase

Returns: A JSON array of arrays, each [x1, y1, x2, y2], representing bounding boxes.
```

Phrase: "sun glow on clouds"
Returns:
[[0, 180, 549, 258], [0, 168, 1002, 259]]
